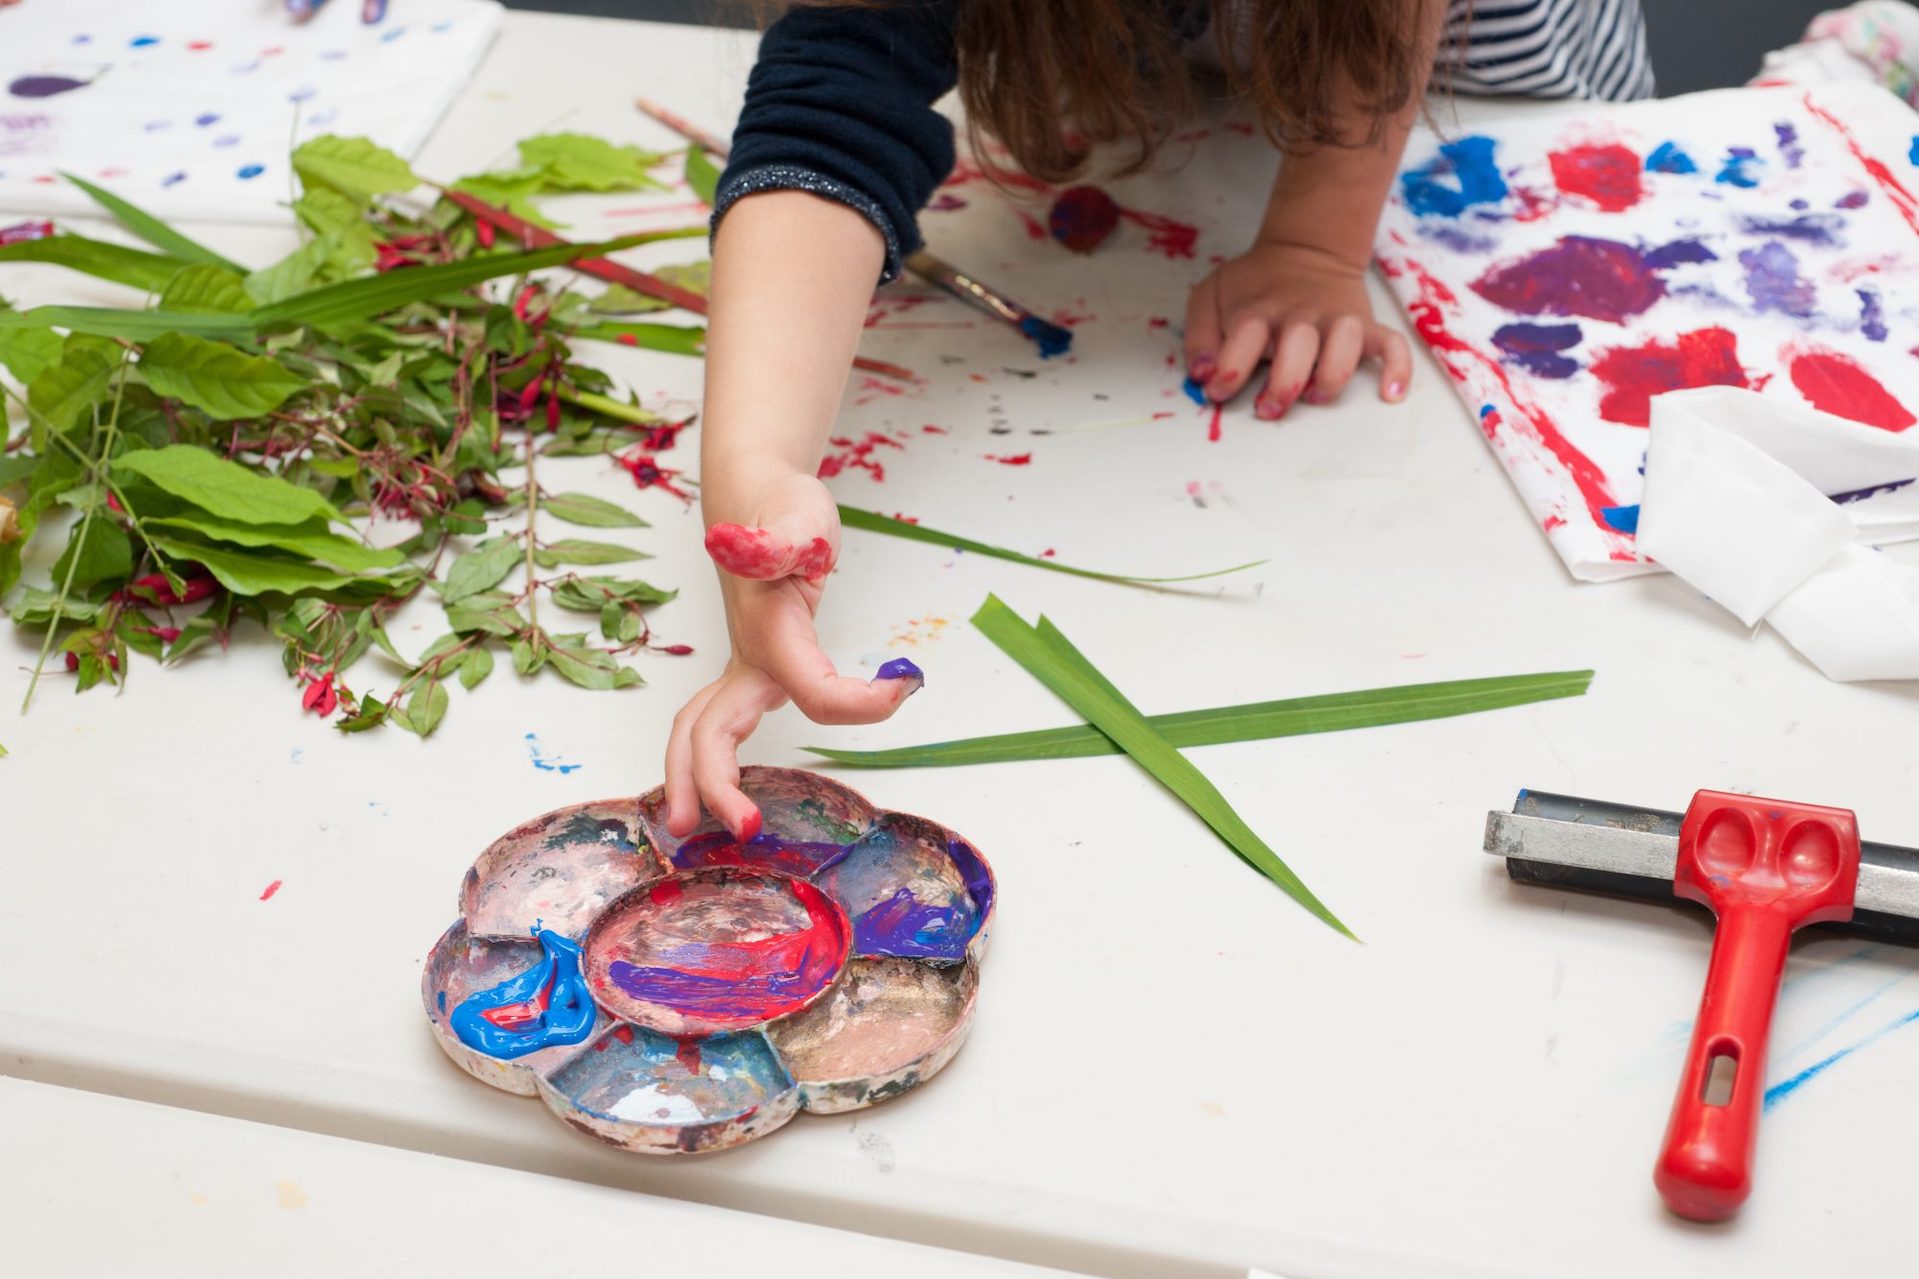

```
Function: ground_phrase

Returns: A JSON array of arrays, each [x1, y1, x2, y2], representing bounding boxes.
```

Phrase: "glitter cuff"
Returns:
[[712, 164, 906, 284]]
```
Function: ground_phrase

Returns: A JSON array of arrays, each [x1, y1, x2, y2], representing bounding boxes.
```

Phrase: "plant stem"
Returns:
[[522, 429, 539, 634], [22, 354, 132, 713], [555, 386, 661, 427]]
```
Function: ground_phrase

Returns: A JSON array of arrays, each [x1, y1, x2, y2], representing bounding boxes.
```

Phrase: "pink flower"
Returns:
[[300, 671, 340, 717]]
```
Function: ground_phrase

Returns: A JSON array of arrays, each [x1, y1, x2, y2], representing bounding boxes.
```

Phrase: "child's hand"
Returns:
[[664, 469, 923, 840], [1184, 239, 1412, 417]]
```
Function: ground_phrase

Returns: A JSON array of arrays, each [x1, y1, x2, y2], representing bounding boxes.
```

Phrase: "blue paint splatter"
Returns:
[[451, 930, 596, 1060], [236, 164, 265, 181], [214, 135, 239, 149], [1418, 222, 1497, 253], [143, 120, 169, 132], [288, 85, 318, 104], [232, 60, 261, 75], [1180, 376, 1208, 407], [381, 26, 409, 43], [1910, 136, 1919, 166], [1831, 477, 1915, 504], [161, 172, 187, 188], [1765, 1005, 1919, 1110], [1716, 148, 1763, 188], [1492, 322, 1583, 379], [195, 112, 220, 127], [130, 35, 161, 48], [1737, 212, 1845, 246], [1599, 505, 1640, 533], [1016, 313, 1072, 358], [436, 990, 447, 1014], [1400, 135, 1509, 217], [525, 732, 581, 774], [1859, 288, 1888, 342], [1774, 122, 1804, 169], [874, 657, 925, 684], [1645, 141, 1697, 175], [1644, 237, 1717, 269], [72, 34, 92, 45]]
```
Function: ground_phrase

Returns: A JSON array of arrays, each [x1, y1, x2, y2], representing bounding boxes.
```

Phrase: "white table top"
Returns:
[[1, 1075, 1093, 1278], [5, 11, 1919, 1279]]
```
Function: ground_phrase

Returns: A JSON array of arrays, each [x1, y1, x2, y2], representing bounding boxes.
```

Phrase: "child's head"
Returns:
[[787, 0, 1431, 181]]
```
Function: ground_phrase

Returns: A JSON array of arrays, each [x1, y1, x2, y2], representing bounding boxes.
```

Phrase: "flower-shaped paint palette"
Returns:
[[421, 768, 994, 1154]]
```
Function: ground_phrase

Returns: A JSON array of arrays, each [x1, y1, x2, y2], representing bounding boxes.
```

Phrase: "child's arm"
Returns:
[[1186, 0, 1446, 414], [663, 191, 923, 840]]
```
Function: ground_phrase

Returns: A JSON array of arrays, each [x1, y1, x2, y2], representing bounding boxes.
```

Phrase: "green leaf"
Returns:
[[292, 135, 418, 203], [336, 690, 389, 733], [548, 575, 675, 612], [510, 635, 544, 676], [115, 445, 342, 526], [9, 588, 104, 625], [541, 491, 647, 528], [245, 239, 330, 307], [516, 133, 666, 193], [0, 305, 250, 342], [249, 234, 655, 332], [808, 671, 1596, 767], [449, 172, 557, 229], [293, 188, 380, 274], [969, 595, 1353, 939], [445, 602, 523, 637], [0, 235, 184, 292], [684, 146, 721, 205], [138, 332, 308, 420], [147, 535, 399, 597], [838, 506, 1265, 586], [569, 320, 705, 357], [160, 264, 254, 314], [459, 646, 494, 691], [146, 513, 403, 572], [407, 679, 449, 737], [441, 536, 522, 603], [62, 173, 244, 271], [26, 336, 118, 445], [0, 320, 64, 385], [544, 639, 642, 690], [532, 537, 645, 568], [51, 517, 132, 589], [587, 282, 670, 315]]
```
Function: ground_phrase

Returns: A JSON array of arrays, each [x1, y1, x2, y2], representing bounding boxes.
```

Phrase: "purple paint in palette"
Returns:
[[670, 829, 849, 877], [815, 814, 988, 966]]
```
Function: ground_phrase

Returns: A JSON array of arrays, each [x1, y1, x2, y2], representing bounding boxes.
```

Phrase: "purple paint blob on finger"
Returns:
[[875, 657, 925, 685]]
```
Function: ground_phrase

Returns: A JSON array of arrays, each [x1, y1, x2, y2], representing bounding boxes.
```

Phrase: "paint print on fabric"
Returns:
[[1375, 82, 1919, 580], [0, 0, 502, 223]]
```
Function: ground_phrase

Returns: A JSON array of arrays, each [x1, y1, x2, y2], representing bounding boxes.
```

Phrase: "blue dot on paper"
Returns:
[[195, 112, 220, 127], [237, 164, 266, 180], [72, 34, 93, 46], [232, 60, 260, 75], [288, 85, 317, 103], [214, 135, 239, 148], [162, 172, 187, 187], [381, 26, 408, 43], [1909, 136, 1919, 166], [433, 20, 453, 32], [130, 35, 161, 48], [144, 119, 169, 132]]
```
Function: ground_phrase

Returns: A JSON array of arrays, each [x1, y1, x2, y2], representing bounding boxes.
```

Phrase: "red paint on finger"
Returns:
[[705, 525, 834, 581], [738, 809, 763, 842]]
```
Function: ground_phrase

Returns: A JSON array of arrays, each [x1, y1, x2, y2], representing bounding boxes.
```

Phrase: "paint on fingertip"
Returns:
[[874, 657, 926, 687], [739, 809, 763, 842]]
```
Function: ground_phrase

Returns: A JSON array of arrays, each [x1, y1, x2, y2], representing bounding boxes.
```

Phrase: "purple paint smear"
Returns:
[[1419, 222, 1498, 253], [1738, 241, 1817, 318], [854, 887, 968, 960], [1774, 122, 1805, 169], [1837, 190, 1870, 209], [1643, 237, 1717, 270], [1859, 288, 1888, 342], [8, 76, 89, 99], [1736, 212, 1845, 246], [1492, 322, 1583, 378], [1471, 236, 1667, 323]]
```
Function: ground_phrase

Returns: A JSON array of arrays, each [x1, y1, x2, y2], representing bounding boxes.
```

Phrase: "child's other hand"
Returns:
[[1184, 240, 1412, 417], [663, 470, 922, 840]]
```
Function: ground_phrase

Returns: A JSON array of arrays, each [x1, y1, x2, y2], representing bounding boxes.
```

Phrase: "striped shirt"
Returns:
[[1433, 0, 1656, 101]]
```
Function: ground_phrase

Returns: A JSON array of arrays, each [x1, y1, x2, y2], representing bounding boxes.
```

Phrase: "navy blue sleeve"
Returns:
[[715, 1, 961, 282]]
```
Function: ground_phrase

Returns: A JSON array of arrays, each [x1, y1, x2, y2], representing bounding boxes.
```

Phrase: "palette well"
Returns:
[[421, 768, 995, 1154]]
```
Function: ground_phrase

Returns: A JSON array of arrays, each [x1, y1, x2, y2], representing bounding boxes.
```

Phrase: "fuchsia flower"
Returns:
[[300, 670, 340, 717], [616, 451, 691, 501], [125, 573, 218, 606]]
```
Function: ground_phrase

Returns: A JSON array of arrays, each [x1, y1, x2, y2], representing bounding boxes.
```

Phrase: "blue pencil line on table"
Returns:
[[1766, 1005, 1919, 1110], [525, 732, 581, 774]]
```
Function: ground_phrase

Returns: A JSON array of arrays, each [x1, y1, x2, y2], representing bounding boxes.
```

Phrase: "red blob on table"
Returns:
[[1789, 350, 1916, 431], [1548, 144, 1644, 213], [1590, 327, 1750, 427], [1048, 185, 1122, 253]]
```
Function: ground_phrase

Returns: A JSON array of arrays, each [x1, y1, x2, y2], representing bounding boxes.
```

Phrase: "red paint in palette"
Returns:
[[1548, 144, 1644, 212], [1789, 350, 1916, 431], [1590, 327, 1750, 427]]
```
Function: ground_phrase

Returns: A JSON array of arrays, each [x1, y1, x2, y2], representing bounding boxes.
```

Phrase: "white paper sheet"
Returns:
[[1638, 386, 1919, 680], [0, 0, 502, 224]]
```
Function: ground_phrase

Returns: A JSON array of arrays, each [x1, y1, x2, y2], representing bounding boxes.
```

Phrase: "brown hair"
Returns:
[[788, 0, 1432, 184]]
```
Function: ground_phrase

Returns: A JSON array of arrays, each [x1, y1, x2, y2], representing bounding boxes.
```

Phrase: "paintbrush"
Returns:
[[634, 98, 1073, 360]]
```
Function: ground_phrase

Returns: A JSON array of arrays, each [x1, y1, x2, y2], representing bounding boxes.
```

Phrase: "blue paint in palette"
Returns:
[[1399, 135, 1508, 217], [451, 930, 596, 1060], [1644, 141, 1697, 175]]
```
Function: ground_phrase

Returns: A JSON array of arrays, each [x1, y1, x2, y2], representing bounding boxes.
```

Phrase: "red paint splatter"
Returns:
[[1589, 327, 1749, 427], [704, 524, 834, 582], [1048, 185, 1121, 253], [889, 512, 920, 524], [1789, 349, 1916, 431], [1548, 144, 1643, 212], [1542, 514, 1567, 532], [1040, 548, 1057, 558], [1510, 185, 1556, 223], [187, 40, 213, 51], [1148, 316, 1170, 329], [1804, 94, 1919, 237], [1831, 254, 1901, 283], [1120, 208, 1199, 258], [1015, 209, 1048, 240], [984, 453, 1032, 465], [818, 431, 904, 482], [0, 220, 54, 245], [259, 880, 282, 901], [920, 424, 948, 434], [674, 1037, 704, 1074], [1386, 252, 1625, 544]]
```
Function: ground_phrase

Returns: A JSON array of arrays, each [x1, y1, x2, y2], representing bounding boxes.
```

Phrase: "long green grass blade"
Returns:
[[0, 306, 254, 341], [61, 173, 246, 273], [839, 505, 1264, 585], [250, 235, 657, 330], [0, 235, 185, 292], [806, 670, 1594, 767], [969, 595, 1355, 938]]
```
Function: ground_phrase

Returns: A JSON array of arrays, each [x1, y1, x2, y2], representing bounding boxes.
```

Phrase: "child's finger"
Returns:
[[1307, 315, 1367, 402], [1367, 326, 1414, 402], [705, 523, 835, 582], [757, 605, 921, 726], [1183, 274, 1223, 381], [665, 679, 723, 837], [1258, 321, 1322, 418], [1206, 313, 1271, 402], [688, 677, 778, 841]]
